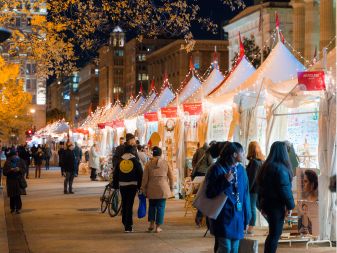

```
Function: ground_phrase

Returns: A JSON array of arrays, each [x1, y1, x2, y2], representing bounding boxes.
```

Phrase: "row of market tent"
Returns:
[[71, 32, 336, 242], [32, 28, 336, 242]]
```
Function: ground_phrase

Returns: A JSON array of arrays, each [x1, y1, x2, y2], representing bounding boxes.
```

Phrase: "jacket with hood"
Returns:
[[112, 152, 143, 189]]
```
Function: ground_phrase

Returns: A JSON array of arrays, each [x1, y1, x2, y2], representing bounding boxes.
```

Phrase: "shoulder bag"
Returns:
[[192, 179, 227, 220], [239, 238, 258, 253]]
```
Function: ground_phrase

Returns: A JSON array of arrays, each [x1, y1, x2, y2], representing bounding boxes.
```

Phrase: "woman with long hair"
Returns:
[[246, 141, 265, 235], [257, 141, 295, 253], [302, 169, 318, 201], [206, 142, 251, 253]]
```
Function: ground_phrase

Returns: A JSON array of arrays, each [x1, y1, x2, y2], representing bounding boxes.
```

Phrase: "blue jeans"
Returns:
[[148, 199, 166, 225], [249, 193, 258, 226], [214, 238, 239, 253]]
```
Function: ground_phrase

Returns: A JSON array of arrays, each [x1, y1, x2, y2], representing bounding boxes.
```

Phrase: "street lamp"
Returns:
[[30, 108, 36, 114], [0, 28, 11, 43]]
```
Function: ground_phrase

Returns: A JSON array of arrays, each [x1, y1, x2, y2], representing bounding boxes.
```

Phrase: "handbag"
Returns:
[[239, 238, 258, 253], [192, 180, 227, 220], [137, 193, 147, 219], [18, 175, 27, 189]]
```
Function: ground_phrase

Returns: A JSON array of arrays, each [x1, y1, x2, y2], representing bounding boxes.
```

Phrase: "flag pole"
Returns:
[[260, 6, 264, 64]]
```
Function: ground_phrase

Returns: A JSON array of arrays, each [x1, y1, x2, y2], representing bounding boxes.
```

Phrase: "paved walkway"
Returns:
[[2, 169, 335, 253]]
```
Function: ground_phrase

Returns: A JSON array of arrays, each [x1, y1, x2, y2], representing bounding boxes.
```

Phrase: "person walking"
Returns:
[[89, 143, 99, 181], [246, 141, 265, 235], [73, 142, 82, 177], [191, 142, 214, 226], [3, 150, 27, 214], [112, 144, 143, 233], [205, 142, 251, 253], [63, 143, 76, 194], [44, 144, 52, 170], [141, 146, 174, 233], [137, 145, 149, 169], [112, 134, 139, 170], [34, 147, 44, 178], [257, 141, 295, 253]]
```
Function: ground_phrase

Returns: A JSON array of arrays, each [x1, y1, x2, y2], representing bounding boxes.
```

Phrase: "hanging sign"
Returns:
[[297, 71, 326, 91], [161, 107, 177, 118], [113, 120, 125, 128], [144, 112, 158, 122], [183, 103, 202, 115]]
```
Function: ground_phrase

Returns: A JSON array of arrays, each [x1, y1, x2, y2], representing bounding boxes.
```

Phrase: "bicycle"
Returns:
[[100, 183, 122, 217]]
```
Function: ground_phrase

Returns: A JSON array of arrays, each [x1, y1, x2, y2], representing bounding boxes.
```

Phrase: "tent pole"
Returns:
[[272, 83, 299, 114]]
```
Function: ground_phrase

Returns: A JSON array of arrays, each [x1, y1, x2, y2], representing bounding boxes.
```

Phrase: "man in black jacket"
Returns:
[[112, 134, 139, 170], [113, 144, 143, 232], [63, 143, 75, 194]]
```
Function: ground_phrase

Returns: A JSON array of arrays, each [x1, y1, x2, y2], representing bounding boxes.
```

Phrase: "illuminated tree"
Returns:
[[0, 0, 245, 77], [0, 55, 32, 139]]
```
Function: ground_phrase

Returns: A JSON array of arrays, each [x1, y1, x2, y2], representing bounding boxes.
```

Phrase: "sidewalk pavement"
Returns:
[[2, 170, 335, 253]]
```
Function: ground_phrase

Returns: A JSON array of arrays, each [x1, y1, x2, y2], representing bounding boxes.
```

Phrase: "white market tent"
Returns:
[[35, 120, 69, 136], [147, 82, 175, 113], [206, 56, 256, 105], [124, 95, 146, 119], [136, 90, 157, 116], [104, 101, 123, 122], [170, 74, 202, 106], [185, 66, 225, 103], [117, 97, 136, 119]]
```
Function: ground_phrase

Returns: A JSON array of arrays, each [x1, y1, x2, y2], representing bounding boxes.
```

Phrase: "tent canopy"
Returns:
[[206, 56, 256, 105], [185, 67, 224, 103], [148, 85, 175, 113], [170, 74, 202, 106]]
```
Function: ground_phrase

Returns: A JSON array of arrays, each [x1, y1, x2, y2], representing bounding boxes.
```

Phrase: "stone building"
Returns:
[[224, 1, 293, 66], [78, 63, 99, 121], [98, 26, 125, 105], [147, 40, 228, 90], [0, 2, 47, 129], [224, 0, 336, 66], [123, 38, 173, 100]]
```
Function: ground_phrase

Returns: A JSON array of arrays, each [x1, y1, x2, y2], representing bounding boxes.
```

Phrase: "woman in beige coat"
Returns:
[[141, 146, 174, 233]]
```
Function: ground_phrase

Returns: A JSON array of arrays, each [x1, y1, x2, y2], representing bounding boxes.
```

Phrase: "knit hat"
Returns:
[[152, 146, 162, 157], [126, 133, 135, 142]]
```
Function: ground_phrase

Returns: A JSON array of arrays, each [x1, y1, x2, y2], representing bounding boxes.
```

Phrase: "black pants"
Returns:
[[120, 185, 137, 230], [90, 168, 97, 180], [64, 172, 74, 192], [264, 208, 285, 253], [45, 158, 50, 170], [10, 195, 22, 211], [25, 160, 30, 178]]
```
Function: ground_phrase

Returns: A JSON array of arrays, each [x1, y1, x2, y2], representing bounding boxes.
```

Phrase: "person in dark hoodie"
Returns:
[[112, 134, 139, 170], [63, 142, 76, 194], [113, 144, 143, 233], [3, 150, 27, 214]]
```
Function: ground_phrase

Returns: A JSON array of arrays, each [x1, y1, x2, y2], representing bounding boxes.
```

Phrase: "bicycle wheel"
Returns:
[[100, 185, 112, 213], [108, 189, 122, 217]]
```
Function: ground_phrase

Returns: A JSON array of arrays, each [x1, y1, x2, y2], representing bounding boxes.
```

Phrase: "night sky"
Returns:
[[49, 0, 254, 82]]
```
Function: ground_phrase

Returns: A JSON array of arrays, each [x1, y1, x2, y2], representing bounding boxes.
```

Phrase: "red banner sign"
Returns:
[[161, 107, 177, 118], [297, 71, 326, 91], [183, 103, 202, 115], [113, 120, 125, 128], [98, 120, 124, 129], [144, 112, 158, 122]]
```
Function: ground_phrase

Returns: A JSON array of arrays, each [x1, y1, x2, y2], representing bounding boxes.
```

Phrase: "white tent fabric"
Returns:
[[136, 92, 157, 116], [206, 57, 256, 105], [148, 86, 175, 112], [35, 120, 69, 136], [265, 78, 320, 108], [185, 68, 224, 103], [318, 92, 336, 241], [105, 103, 123, 122], [312, 47, 336, 80], [172, 75, 201, 105], [118, 98, 136, 119], [125, 95, 146, 119]]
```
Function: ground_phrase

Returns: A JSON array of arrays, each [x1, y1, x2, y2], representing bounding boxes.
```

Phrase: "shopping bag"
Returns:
[[192, 180, 227, 220], [238, 238, 258, 253], [137, 193, 147, 219]]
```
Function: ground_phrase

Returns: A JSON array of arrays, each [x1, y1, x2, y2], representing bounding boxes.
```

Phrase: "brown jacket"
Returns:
[[141, 157, 174, 199]]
